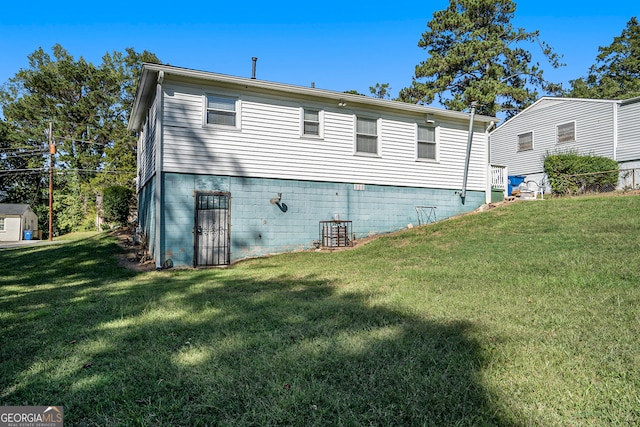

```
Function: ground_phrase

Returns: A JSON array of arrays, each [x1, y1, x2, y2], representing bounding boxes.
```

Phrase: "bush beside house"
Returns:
[[544, 152, 619, 195]]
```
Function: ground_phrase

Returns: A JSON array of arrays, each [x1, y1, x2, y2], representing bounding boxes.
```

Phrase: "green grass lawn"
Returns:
[[1, 195, 639, 426]]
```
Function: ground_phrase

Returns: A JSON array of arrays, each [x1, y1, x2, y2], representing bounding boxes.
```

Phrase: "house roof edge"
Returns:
[[129, 63, 497, 132]]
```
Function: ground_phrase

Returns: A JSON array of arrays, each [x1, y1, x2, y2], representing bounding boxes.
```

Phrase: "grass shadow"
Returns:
[[1, 233, 517, 426]]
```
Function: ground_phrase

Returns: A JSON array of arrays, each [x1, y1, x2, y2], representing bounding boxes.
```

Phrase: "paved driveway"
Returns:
[[0, 240, 63, 250]]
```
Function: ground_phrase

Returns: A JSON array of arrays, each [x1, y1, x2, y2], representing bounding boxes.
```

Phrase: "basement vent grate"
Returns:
[[319, 220, 353, 248]]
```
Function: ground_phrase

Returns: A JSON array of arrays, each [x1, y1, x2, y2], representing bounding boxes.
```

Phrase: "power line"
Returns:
[[0, 168, 46, 175], [0, 152, 49, 160], [0, 168, 133, 176], [56, 168, 134, 175], [52, 137, 113, 147], [0, 147, 48, 154]]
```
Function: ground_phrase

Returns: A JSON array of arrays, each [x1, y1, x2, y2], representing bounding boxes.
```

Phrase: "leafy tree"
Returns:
[[399, 0, 564, 118], [102, 185, 134, 226], [0, 120, 47, 207], [97, 48, 161, 189], [569, 17, 640, 99], [0, 45, 159, 235]]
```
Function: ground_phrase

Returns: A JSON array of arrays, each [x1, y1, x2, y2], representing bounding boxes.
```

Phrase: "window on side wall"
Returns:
[[0, 217, 4, 232], [302, 108, 322, 137], [355, 117, 378, 155], [417, 125, 437, 160], [206, 95, 237, 127], [517, 131, 533, 152], [557, 121, 576, 143]]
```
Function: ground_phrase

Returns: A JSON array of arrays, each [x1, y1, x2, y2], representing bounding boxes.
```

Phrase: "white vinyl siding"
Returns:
[[490, 99, 617, 175], [206, 95, 237, 127], [164, 87, 201, 128], [417, 125, 437, 160], [618, 100, 640, 162], [517, 131, 533, 151], [557, 121, 576, 143], [137, 93, 158, 189], [355, 117, 379, 155], [158, 82, 489, 191]]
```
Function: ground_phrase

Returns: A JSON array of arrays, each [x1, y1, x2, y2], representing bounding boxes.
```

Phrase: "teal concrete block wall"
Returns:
[[157, 173, 485, 267], [137, 179, 156, 259]]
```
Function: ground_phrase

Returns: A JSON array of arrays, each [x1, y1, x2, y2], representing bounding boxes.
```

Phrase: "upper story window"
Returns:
[[557, 121, 576, 143], [206, 95, 237, 126], [355, 116, 379, 155], [417, 125, 437, 160], [517, 131, 533, 152], [302, 108, 322, 137]]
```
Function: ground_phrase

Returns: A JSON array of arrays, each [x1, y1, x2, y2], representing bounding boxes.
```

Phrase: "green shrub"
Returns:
[[543, 152, 618, 195], [102, 185, 134, 227]]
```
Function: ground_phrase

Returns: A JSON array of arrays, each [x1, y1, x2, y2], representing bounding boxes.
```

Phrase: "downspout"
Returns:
[[154, 71, 164, 269], [613, 102, 618, 161], [485, 121, 495, 204], [460, 102, 477, 204]]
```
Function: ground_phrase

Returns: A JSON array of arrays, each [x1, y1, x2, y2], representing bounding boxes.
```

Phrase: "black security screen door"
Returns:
[[194, 193, 230, 266]]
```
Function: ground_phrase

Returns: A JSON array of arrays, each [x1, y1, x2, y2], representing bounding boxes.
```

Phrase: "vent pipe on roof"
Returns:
[[251, 57, 258, 79]]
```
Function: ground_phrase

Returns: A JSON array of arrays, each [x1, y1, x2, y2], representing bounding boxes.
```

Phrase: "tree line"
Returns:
[[1, 0, 638, 237], [0, 46, 159, 236]]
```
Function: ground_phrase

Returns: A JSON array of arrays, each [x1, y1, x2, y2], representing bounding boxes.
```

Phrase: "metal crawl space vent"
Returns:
[[319, 220, 353, 248]]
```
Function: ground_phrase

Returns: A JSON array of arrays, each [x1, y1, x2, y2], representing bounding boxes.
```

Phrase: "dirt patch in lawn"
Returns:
[[111, 228, 157, 272]]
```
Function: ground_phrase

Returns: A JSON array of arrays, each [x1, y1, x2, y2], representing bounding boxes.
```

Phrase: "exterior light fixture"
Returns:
[[270, 193, 288, 212]]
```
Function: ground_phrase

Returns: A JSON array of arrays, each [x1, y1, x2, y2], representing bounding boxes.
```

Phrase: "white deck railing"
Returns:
[[485, 164, 508, 204]]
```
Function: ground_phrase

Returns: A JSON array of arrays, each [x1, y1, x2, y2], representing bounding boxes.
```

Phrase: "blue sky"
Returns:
[[0, 1, 638, 109]]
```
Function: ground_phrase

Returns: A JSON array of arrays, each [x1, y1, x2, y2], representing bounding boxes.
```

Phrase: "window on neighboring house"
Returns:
[[356, 117, 378, 155], [206, 95, 237, 126], [417, 125, 437, 160], [557, 121, 576, 143], [517, 131, 533, 151], [0, 217, 4, 232], [302, 108, 322, 137]]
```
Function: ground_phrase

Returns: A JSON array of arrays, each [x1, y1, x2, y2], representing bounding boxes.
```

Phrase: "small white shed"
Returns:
[[0, 204, 39, 242]]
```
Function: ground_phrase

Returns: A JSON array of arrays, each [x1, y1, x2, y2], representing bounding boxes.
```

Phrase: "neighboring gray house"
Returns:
[[490, 96, 640, 192], [0, 204, 38, 242], [128, 63, 497, 268]]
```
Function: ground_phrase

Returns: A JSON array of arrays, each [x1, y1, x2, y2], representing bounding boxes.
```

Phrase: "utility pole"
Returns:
[[48, 121, 55, 241]]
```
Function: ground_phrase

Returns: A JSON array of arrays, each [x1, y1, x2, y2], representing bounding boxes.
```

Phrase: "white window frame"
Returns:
[[0, 217, 4, 232], [517, 131, 534, 152], [300, 107, 324, 139], [354, 116, 381, 157], [556, 121, 576, 144], [204, 93, 241, 129], [416, 124, 438, 162]]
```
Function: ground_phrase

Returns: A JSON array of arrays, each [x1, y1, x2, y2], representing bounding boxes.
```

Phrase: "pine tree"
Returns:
[[399, 0, 564, 117], [569, 17, 640, 99]]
